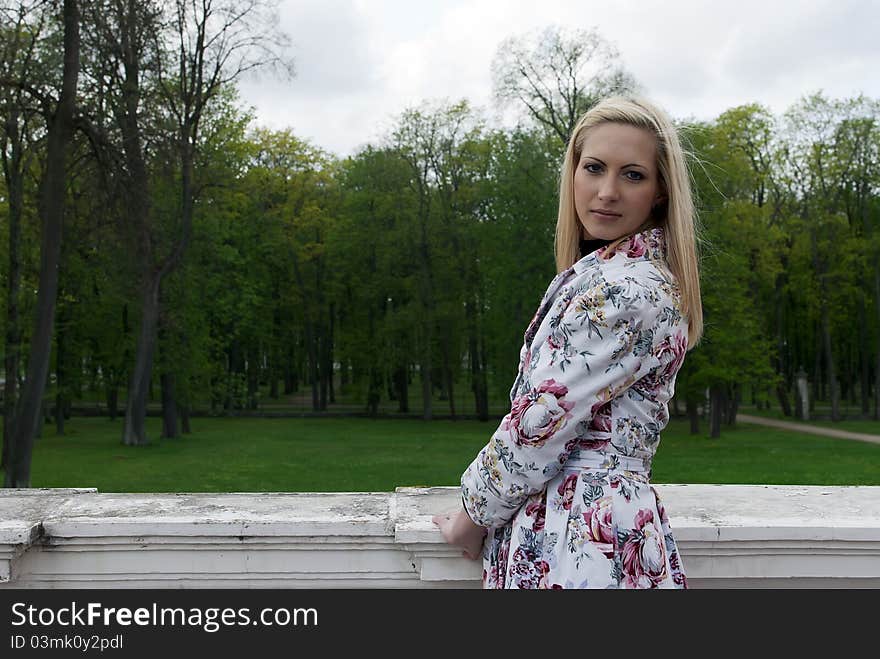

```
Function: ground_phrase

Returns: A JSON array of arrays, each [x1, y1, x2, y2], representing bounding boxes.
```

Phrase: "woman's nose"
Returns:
[[598, 176, 620, 201]]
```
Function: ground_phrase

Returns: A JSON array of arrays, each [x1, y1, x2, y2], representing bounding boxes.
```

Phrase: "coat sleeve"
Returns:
[[460, 270, 682, 529]]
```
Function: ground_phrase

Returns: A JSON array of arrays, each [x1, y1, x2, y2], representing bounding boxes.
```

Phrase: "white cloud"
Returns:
[[238, 0, 880, 157]]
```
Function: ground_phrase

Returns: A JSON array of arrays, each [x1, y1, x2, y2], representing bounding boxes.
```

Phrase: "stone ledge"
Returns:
[[0, 484, 878, 588]]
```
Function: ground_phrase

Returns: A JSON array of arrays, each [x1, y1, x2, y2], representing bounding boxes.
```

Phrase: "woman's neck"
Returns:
[[579, 236, 612, 258]]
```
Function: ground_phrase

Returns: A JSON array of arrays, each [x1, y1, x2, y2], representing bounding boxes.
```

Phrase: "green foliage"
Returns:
[[683, 108, 783, 397], [2, 6, 879, 455], [332, 145, 418, 405], [480, 127, 560, 400]]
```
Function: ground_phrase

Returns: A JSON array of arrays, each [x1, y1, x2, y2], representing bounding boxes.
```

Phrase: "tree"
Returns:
[[118, 0, 293, 444], [685, 116, 782, 437], [833, 109, 880, 417], [390, 100, 489, 419], [4, 0, 80, 487], [479, 127, 559, 407], [780, 93, 876, 421], [333, 146, 417, 415], [491, 25, 637, 148], [421, 101, 489, 419], [0, 0, 47, 470], [75, 0, 166, 445], [154, 89, 255, 430], [229, 127, 334, 413]]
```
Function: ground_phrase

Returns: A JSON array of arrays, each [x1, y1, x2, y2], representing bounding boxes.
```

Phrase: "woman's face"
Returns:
[[573, 122, 665, 242]]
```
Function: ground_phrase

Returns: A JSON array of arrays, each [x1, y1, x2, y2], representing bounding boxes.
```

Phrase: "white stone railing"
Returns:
[[1, 485, 878, 588]]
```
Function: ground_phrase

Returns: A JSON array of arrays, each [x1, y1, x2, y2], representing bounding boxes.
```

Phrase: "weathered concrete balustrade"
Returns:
[[1, 485, 879, 588]]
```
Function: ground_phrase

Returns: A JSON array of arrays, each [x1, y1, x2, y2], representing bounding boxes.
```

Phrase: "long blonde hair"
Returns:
[[554, 96, 703, 349]]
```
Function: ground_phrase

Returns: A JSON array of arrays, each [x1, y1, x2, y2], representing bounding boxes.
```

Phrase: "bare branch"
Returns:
[[491, 25, 636, 145]]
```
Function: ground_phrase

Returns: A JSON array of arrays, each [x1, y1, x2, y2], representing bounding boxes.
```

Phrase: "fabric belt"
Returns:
[[562, 451, 651, 474]]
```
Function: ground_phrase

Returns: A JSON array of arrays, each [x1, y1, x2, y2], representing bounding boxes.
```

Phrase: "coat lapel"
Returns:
[[522, 227, 669, 352], [523, 266, 574, 350]]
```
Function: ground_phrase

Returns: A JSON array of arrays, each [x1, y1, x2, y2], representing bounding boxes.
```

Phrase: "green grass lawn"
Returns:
[[3, 416, 879, 493]]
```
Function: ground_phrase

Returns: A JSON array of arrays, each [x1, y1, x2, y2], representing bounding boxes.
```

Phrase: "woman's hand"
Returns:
[[432, 507, 488, 561]]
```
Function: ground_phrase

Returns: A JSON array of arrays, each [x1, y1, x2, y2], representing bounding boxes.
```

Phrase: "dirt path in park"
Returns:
[[736, 413, 880, 446]]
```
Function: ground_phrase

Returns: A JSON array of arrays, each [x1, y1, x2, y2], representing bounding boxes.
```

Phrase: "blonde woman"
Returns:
[[433, 96, 703, 589]]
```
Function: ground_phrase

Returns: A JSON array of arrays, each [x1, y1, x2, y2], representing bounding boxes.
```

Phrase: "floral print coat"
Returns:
[[460, 226, 690, 589]]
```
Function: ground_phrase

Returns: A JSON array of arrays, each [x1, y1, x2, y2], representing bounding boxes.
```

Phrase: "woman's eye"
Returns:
[[584, 163, 602, 173], [625, 171, 644, 181]]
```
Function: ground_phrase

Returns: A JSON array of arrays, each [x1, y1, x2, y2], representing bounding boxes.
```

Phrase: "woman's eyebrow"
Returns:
[[583, 156, 648, 169]]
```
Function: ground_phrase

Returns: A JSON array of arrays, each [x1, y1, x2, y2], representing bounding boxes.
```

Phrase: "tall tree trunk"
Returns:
[[440, 334, 455, 419], [366, 305, 379, 415], [417, 195, 434, 421], [180, 404, 191, 434], [269, 371, 279, 399], [270, 291, 281, 399], [810, 222, 840, 421], [283, 345, 294, 395], [466, 298, 488, 422], [820, 300, 840, 422], [708, 384, 725, 439], [118, 0, 160, 445], [247, 346, 259, 410], [328, 303, 335, 405], [55, 304, 66, 436], [106, 383, 118, 421], [122, 139, 193, 439], [446, 363, 455, 419], [157, 302, 179, 437], [421, 355, 432, 421], [367, 367, 381, 416], [225, 338, 241, 410], [394, 363, 409, 413], [340, 357, 349, 387], [687, 396, 699, 435], [115, 304, 130, 420], [470, 333, 489, 422], [269, 345, 279, 399], [177, 329, 191, 429], [775, 383, 792, 417], [812, 320, 822, 408], [2, 107, 24, 471], [318, 328, 328, 411], [160, 372, 178, 438], [307, 324, 319, 411], [290, 252, 317, 411], [122, 275, 160, 445], [5, 0, 79, 487], [773, 270, 792, 416], [726, 382, 740, 426], [874, 260, 880, 420]]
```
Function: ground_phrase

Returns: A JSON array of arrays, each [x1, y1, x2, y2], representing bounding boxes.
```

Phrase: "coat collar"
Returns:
[[572, 225, 668, 275], [524, 226, 669, 351]]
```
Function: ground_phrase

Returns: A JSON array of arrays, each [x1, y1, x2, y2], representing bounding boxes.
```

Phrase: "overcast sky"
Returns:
[[236, 0, 879, 158]]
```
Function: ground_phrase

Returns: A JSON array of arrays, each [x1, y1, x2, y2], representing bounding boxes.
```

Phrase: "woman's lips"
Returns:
[[591, 210, 621, 219]]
